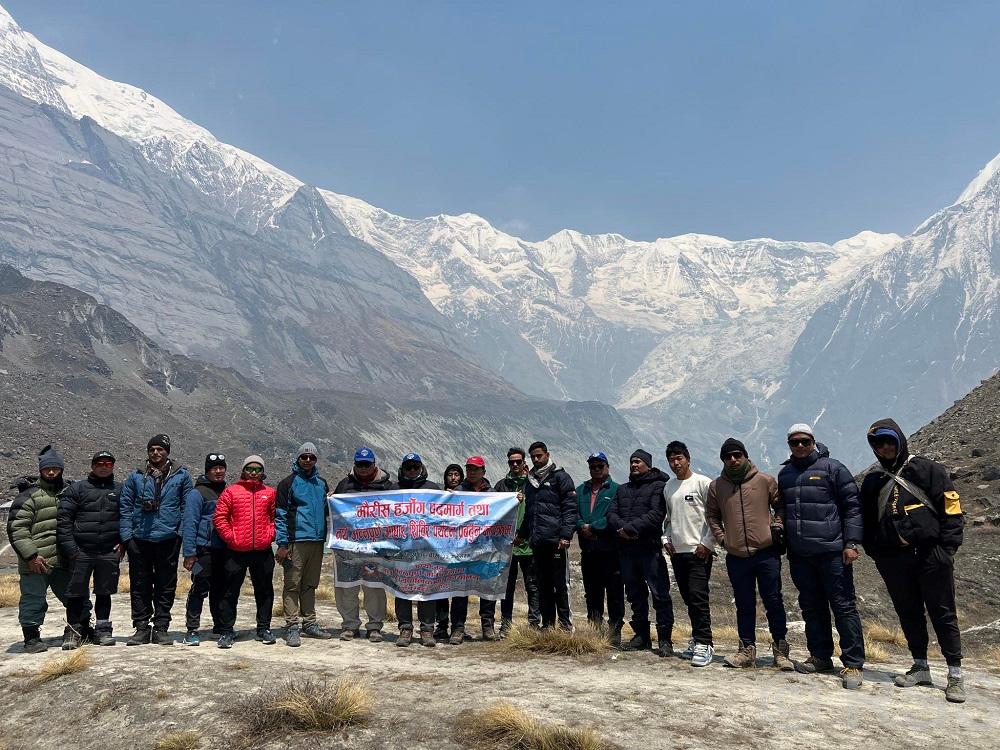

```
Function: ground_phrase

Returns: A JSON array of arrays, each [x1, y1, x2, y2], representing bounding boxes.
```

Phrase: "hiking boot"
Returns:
[[481, 624, 498, 642], [339, 628, 360, 641], [302, 623, 333, 639], [894, 664, 933, 688], [62, 625, 84, 651], [498, 620, 512, 640], [771, 639, 794, 671], [396, 628, 413, 647], [217, 632, 235, 649], [256, 627, 276, 645], [448, 627, 465, 645], [420, 630, 437, 647], [153, 628, 174, 646], [94, 620, 115, 646], [433, 624, 449, 641], [23, 637, 48, 654], [691, 642, 715, 667], [654, 627, 674, 657], [126, 625, 152, 646], [609, 624, 623, 650], [945, 676, 966, 703], [183, 630, 200, 646], [680, 638, 696, 659], [625, 632, 652, 651], [724, 643, 757, 668], [795, 655, 835, 674], [367, 629, 383, 643], [840, 667, 863, 690], [285, 625, 301, 647]]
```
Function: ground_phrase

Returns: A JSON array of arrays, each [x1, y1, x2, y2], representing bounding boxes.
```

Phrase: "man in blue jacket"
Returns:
[[778, 423, 865, 689], [275, 442, 333, 647], [576, 451, 623, 645], [119, 434, 199, 646]]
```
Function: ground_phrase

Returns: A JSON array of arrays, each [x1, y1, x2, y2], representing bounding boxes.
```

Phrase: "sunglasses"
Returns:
[[243, 466, 264, 474], [299, 454, 317, 462], [507, 459, 525, 467], [869, 437, 896, 448], [788, 438, 813, 447], [355, 461, 374, 469], [94, 460, 115, 467], [723, 452, 744, 460], [588, 462, 607, 470], [402, 463, 422, 471]]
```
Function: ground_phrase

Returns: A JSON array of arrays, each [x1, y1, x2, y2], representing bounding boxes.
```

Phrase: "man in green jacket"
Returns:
[[576, 451, 624, 645], [9, 446, 91, 653], [493, 447, 541, 637]]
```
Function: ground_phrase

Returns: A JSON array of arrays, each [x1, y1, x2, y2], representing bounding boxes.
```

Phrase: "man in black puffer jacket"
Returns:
[[515, 441, 577, 631], [778, 424, 864, 688], [58, 451, 123, 648], [394, 452, 441, 647], [860, 418, 966, 703], [607, 449, 674, 655]]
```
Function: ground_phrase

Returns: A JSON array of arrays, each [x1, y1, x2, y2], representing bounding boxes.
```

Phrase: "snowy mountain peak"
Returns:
[[955, 151, 1000, 205], [0, 6, 67, 111]]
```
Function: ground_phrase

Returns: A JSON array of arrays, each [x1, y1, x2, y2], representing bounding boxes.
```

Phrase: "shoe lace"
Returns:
[[693, 643, 710, 656], [840, 667, 861, 678]]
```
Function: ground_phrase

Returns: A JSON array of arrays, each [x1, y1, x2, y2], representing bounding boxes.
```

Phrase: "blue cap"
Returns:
[[401, 452, 422, 464], [868, 428, 899, 442], [587, 451, 609, 464], [354, 446, 376, 463]]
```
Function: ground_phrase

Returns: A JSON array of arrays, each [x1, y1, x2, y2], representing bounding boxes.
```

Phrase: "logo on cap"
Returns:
[[587, 451, 608, 463], [465, 456, 486, 468]]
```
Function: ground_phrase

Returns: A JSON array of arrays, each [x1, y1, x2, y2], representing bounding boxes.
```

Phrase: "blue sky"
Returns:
[[7, 1, 1000, 242]]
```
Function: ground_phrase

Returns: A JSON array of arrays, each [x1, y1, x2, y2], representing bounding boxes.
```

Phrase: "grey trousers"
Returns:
[[336, 584, 387, 632]]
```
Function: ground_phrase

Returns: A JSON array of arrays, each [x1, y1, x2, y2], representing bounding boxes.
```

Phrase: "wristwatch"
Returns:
[[845, 543, 859, 551]]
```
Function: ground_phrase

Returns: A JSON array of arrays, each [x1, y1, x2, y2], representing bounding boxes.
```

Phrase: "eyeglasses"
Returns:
[[299, 454, 317, 462], [723, 452, 744, 460], [208, 453, 225, 461], [507, 459, 525, 467], [243, 466, 264, 474], [787, 438, 813, 447]]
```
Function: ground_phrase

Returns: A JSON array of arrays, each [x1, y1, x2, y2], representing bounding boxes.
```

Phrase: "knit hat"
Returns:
[[465, 456, 486, 468], [91, 450, 116, 465], [629, 449, 652, 467], [720, 438, 748, 459], [665, 441, 690, 460], [298, 442, 318, 459], [787, 423, 814, 439], [205, 452, 227, 472], [147, 434, 171, 453], [241, 455, 265, 473], [354, 446, 376, 464], [38, 444, 65, 471]]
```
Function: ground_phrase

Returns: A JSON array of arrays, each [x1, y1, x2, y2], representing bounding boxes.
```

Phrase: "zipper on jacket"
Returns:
[[739, 483, 750, 555], [251, 487, 257, 550]]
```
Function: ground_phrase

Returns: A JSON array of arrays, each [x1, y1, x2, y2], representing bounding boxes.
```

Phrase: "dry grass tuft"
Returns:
[[90, 689, 127, 716], [864, 621, 908, 648], [32, 647, 92, 685], [155, 688, 170, 700], [118, 572, 130, 593], [315, 582, 336, 602], [864, 641, 891, 663], [456, 701, 617, 750], [156, 731, 201, 750], [503, 623, 609, 657], [226, 660, 252, 672], [0, 574, 20, 608], [273, 601, 285, 618], [985, 645, 1000, 671], [175, 575, 192, 596], [235, 677, 373, 738]]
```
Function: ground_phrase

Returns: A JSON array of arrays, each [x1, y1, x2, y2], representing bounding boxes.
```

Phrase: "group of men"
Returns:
[[7, 417, 966, 703]]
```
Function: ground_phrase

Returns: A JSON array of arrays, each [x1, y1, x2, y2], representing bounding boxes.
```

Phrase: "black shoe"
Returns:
[[22, 626, 48, 654], [256, 627, 276, 645], [153, 629, 174, 646], [127, 625, 153, 646], [626, 633, 652, 651], [217, 632, 235, 649]]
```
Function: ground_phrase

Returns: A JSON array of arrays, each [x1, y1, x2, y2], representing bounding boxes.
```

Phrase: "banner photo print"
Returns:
[[327, 489, 519, 600]]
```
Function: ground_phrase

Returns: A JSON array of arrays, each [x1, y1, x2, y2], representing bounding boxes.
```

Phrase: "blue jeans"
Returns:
[[725, 546, 787, 645], [788, 552, 865, 668]]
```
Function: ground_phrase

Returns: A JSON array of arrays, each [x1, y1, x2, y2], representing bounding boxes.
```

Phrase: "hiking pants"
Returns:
[[19, 567, 88, 628], [580, 548, 625, 628], [789, 551, 864, 668], [725, 546, 787, 645], [281, 541, 324, 627], [217, 548, 274, 633], [620, 547, 674, 635], [185, 546, 223, 632], [336, 585, 386, 632], [533, 542, 573, 630], [500, 553, 541, 627], [127, 537, 181, 630], [670, 551, 714, 646], [450, 596, 496, 629], [394, 598, 438, 632]]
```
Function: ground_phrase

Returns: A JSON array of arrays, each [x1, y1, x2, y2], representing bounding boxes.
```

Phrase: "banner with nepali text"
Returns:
[[326, 489, 519, 600]]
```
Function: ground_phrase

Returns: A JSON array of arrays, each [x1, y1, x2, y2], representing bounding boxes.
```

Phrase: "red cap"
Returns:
[[465, 455, 486, 468]]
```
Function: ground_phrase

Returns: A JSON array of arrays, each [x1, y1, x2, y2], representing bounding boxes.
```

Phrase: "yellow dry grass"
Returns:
[[864, 641, 892, 663], [315, 582, 336, 602], [237, 677, 373, 736], [503, 623, 610, 657], [32, 647, 92, 685], [155, 731, 201, 750], [864, 621, 908, 648], [118, 572, 130, 593], [456, 701, 617, 750], [0, 573, 19, 608], [985, 645, 1000, 671]]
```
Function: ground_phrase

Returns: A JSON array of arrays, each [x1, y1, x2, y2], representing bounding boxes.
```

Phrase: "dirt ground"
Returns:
[[1, 574, 998, 750]]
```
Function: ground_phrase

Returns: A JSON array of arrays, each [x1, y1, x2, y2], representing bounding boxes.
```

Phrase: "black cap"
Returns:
[[147, 434, 171, 453], [91, 451, 116, 464]]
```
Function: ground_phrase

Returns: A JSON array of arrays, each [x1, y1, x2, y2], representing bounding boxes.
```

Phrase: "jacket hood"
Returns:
[[867, 417, 909, 471], [349, 467, 392, 487], [397, 463, 429, 487], [196, 474, 226, 491], [628, 467, 670, 486], [292, 462, 318, 479]]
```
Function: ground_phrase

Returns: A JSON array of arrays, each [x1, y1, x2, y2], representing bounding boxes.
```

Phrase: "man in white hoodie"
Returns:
[[662, 441, 716, 667]]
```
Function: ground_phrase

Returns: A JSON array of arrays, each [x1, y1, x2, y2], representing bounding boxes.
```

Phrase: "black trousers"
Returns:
[[500, 554, 541, 627], [620, 547, 674, 636], [580, 548, 625, 628], [669, 552, 713, 645], [874, 546, 962, 666], [449, 595, 496, 628], [127, 537, 181, 630], [394, 597, 437, 631], [788, 551, 864, 667], [217, 548, 275, 634], [67, 594, 110, 629], [185, 547, 223, 632], [533, 543, 572, 629]]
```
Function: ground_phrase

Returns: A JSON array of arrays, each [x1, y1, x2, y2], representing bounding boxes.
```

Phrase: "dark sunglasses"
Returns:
[[93, 460, 115, 467], [243, 466, 264, 474], [588, 462, 607, 470], [299, 454, 317, 462], [788, 438, 813, 447], [869, 437, 896, 448], [402, 463, 422, 471], [723, 452, 744, 460], [507, 459, 525, 467]]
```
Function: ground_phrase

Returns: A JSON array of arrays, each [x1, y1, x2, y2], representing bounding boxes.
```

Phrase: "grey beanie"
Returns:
[[241, 455, 266, 473], [38, 444, 65, 471], [297, 442, 319, 459]]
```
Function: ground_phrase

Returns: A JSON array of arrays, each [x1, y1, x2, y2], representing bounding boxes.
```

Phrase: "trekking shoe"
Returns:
[[62, 626, 83, 651], [153, 629, 174, 646], [285, 626, 301, 647], [724, 643, 757, 668], [945, 676, 966, 703], [126, 625, 152, 646], [420, 630, 437, 647], [481, 624, 498, 642], [691, 642, 715, 667], [771, 639, 794, 671], [396, 628, 413, 647], [94, 621, 115, 646], [302, 623, 333, 639], [498, 620, 512, 640], [339, 628, 360, 641], [433, 624, 449, 641], [448, 627, 465, 645], [894, 664, 933, 688], [183, 630, 200, 646], [367, 629, 383, 643], [609, 625, 623, 650], [840, 667, 863, 690], [256, 627, 276, 645], [625, 633, 652, 651], [680, 638, 696, 659], [217, 632, 235, 649], [795, 655, 835, 674], [654, 642, 675, 658], [24, 637, 48, 654]]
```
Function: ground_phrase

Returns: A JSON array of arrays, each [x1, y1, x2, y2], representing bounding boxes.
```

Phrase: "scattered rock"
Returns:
[[982, 466, 1000, 481], [972, 448, 986, 457]]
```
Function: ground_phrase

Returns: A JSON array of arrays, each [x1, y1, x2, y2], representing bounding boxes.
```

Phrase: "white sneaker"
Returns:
[[680, 638, 696, 659], [691, 642, 714, 667]]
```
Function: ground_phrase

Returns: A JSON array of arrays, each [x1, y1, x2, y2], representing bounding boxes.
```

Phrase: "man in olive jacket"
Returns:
[[576, 451, 623, 643]]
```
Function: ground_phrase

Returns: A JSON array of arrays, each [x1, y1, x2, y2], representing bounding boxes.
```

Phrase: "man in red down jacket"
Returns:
[[213, 455, 277, 649]]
